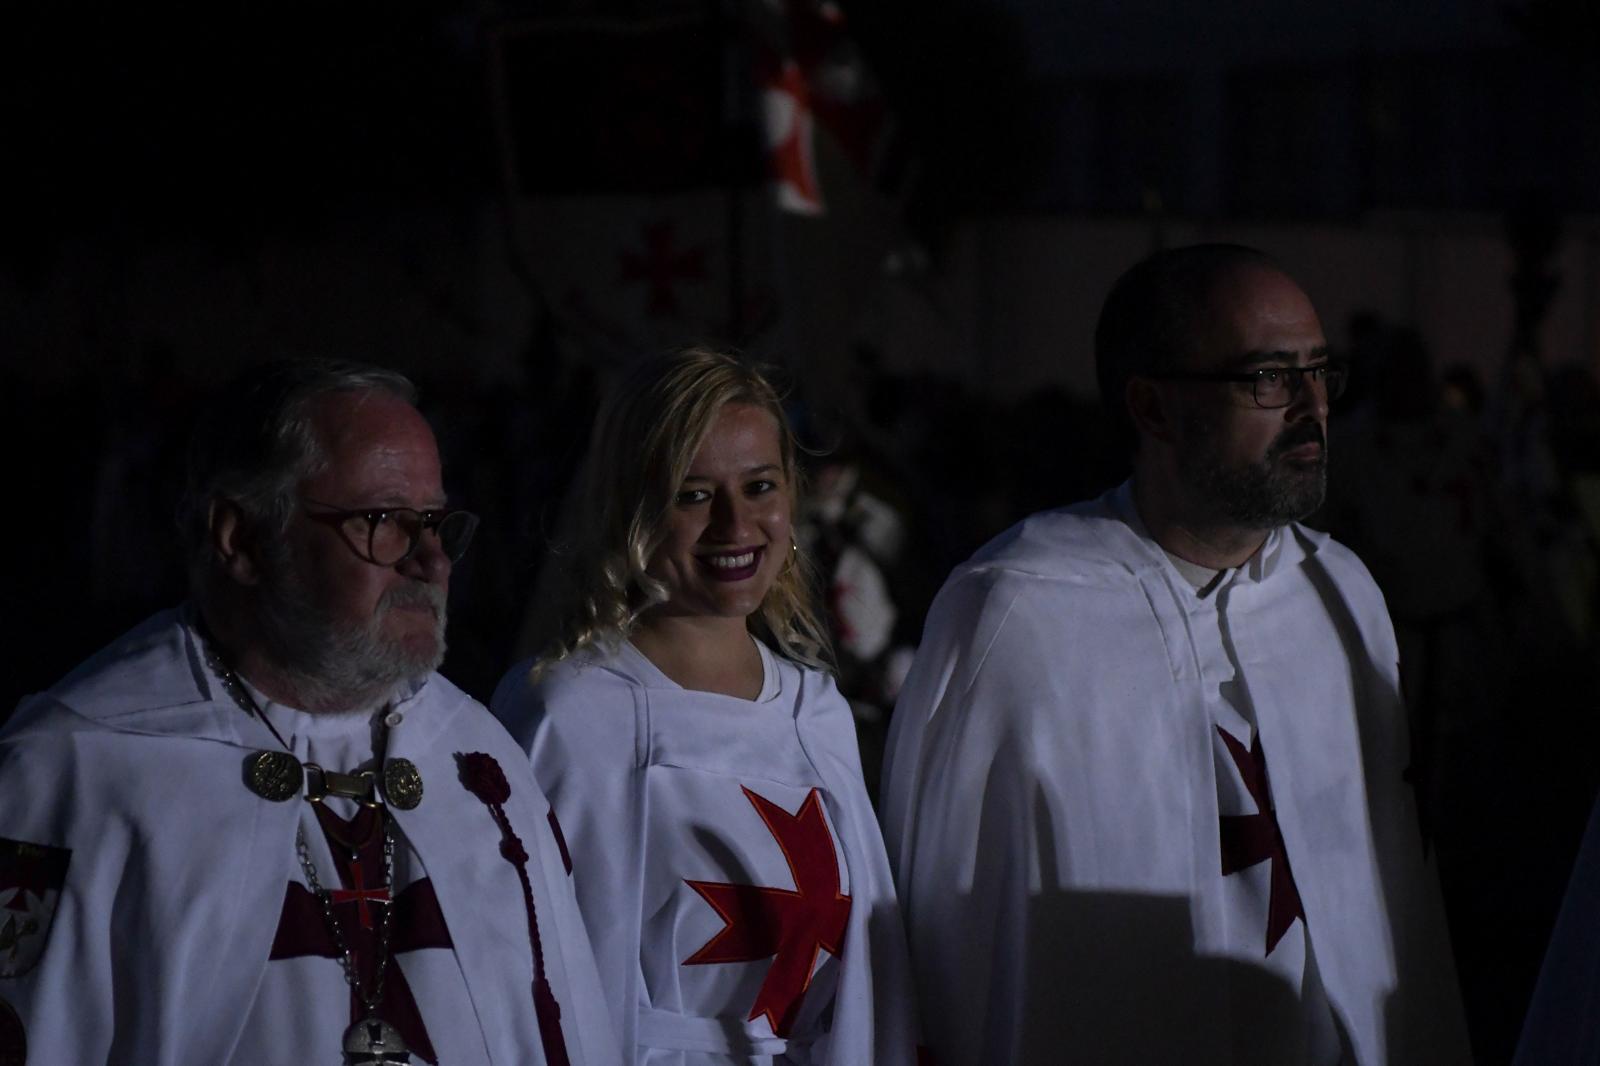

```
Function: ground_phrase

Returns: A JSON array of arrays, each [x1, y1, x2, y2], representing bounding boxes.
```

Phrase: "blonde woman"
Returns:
[[492, 349, 920, 1065]]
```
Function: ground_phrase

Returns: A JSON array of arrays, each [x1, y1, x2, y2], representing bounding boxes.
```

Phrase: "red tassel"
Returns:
[[456, 752, 572, 1065], [535, 976, 572, 1066], [457, 751, 512, 805]]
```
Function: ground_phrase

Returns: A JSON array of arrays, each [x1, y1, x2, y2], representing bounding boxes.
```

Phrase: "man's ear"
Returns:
[[1125, 376, 1180, 445], [209, 500, 262, 586]]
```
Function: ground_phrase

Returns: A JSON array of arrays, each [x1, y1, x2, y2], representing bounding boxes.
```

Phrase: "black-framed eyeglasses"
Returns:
[[1151, 361, 1350, 409], [300, 499, 480, 566]]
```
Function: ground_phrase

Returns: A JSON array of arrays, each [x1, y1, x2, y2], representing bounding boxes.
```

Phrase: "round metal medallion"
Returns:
[[0, 994, 26, 1066], [383, 758, 424, 810], [244, 750, 303, 802], [343, 1015, 412, 1062]]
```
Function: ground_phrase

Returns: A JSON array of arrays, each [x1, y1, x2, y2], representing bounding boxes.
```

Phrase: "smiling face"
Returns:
[[1169, 264, 1331, 529], [646, 402, 792, 622], [255, 388, 452, 706]]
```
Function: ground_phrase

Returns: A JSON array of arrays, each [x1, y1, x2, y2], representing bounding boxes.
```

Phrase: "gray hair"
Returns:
[[178, 358, 416, 600]]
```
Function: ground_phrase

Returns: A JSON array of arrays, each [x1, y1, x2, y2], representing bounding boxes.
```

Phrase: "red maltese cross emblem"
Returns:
[[683, 786, 852, 1037], [1217, 726, 1307, 955]]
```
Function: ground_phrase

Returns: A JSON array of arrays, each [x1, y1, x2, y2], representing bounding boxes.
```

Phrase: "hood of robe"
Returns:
[[964, 480, 1331, 589]]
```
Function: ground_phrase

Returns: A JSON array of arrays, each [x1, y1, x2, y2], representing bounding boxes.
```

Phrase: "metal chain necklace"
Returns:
[[296, 818, 413, 1064], [195, 625, 417, 1065]]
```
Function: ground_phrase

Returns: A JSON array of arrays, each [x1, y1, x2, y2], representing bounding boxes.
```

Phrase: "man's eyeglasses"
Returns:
[[300, 500, 481, 566], [1151, 361, 1350, 409]]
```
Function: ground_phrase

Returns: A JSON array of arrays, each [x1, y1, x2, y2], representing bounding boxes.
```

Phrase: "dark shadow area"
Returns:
[[930, 885, 1362, 1065], [1314, 314, 1600, 1064]]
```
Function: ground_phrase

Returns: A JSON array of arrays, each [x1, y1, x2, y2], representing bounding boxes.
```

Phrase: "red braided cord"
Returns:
[[458, 752, 571, 1066]]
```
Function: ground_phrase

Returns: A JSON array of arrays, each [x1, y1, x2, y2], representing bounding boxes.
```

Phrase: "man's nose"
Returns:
[[399, 527, 452, 584], [1286, 370, 1330, 421]]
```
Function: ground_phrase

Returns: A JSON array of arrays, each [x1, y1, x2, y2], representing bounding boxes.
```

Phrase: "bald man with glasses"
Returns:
[[882, 246, 1470, 1066], [0, 360, 618, 1066]]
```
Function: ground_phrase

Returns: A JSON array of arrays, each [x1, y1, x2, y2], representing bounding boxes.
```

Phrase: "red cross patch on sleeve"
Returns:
[[0, 837, 70, 978]]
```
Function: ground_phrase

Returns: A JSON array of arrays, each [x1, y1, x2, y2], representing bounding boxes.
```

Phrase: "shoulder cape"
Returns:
[[0, 608, 618, 1066]]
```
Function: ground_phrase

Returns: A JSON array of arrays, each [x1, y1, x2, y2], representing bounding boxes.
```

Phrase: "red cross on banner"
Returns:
[[683, 786, 852, 1037], [269, 805, 454, 1064], [618, 221, 708, 319], [1217, 726, 1306, 956], [754, 0, 887, 215], [764, 61, 824, 215]]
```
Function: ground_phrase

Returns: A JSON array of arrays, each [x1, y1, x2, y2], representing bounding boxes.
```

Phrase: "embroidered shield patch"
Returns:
[[0, 837, 70, 979]]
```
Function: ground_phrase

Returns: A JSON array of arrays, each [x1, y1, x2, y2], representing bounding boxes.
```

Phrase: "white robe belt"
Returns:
[[635, 1006, 821, 1057]]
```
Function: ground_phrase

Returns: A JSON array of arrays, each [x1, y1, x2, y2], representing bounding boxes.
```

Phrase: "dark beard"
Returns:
[[255, 545, 448, 711], [1180, 421, 1327, 530]]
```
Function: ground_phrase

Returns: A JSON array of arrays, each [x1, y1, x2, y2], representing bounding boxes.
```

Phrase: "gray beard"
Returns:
[[1179, 424, 1328, 531], [255, 553, 448, 712]]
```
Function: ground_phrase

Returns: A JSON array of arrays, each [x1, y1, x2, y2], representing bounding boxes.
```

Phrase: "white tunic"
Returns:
[[880, 482, 1470, 1066], [492, 640, 921, 1066], [0, 608, 621, 1066], [232, 685, 482, 1065], [1149, 551, 1340, 1062]]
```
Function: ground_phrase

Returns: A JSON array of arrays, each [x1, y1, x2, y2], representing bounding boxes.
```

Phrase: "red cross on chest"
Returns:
[[329, 857, 388, 930], [1216, 726, 1307, 956], [682, 786, 852, 1038], [269, 804, 454, 1064]]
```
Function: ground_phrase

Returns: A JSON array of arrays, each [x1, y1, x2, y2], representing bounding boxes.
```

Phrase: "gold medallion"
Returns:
[[383, 758, 424, 810], [244, 750, 303, 802]]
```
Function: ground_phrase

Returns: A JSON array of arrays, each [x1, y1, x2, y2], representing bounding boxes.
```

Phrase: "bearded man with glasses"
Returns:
[[0, 360, 618, 1066], [882, 245, 1470, 1066]]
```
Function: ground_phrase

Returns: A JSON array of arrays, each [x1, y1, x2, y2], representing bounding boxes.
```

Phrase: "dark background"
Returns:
[[7, 3, 1600, 1061]]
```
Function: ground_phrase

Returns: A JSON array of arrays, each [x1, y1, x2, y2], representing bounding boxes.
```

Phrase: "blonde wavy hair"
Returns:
[[536, 347, 834, 675]]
